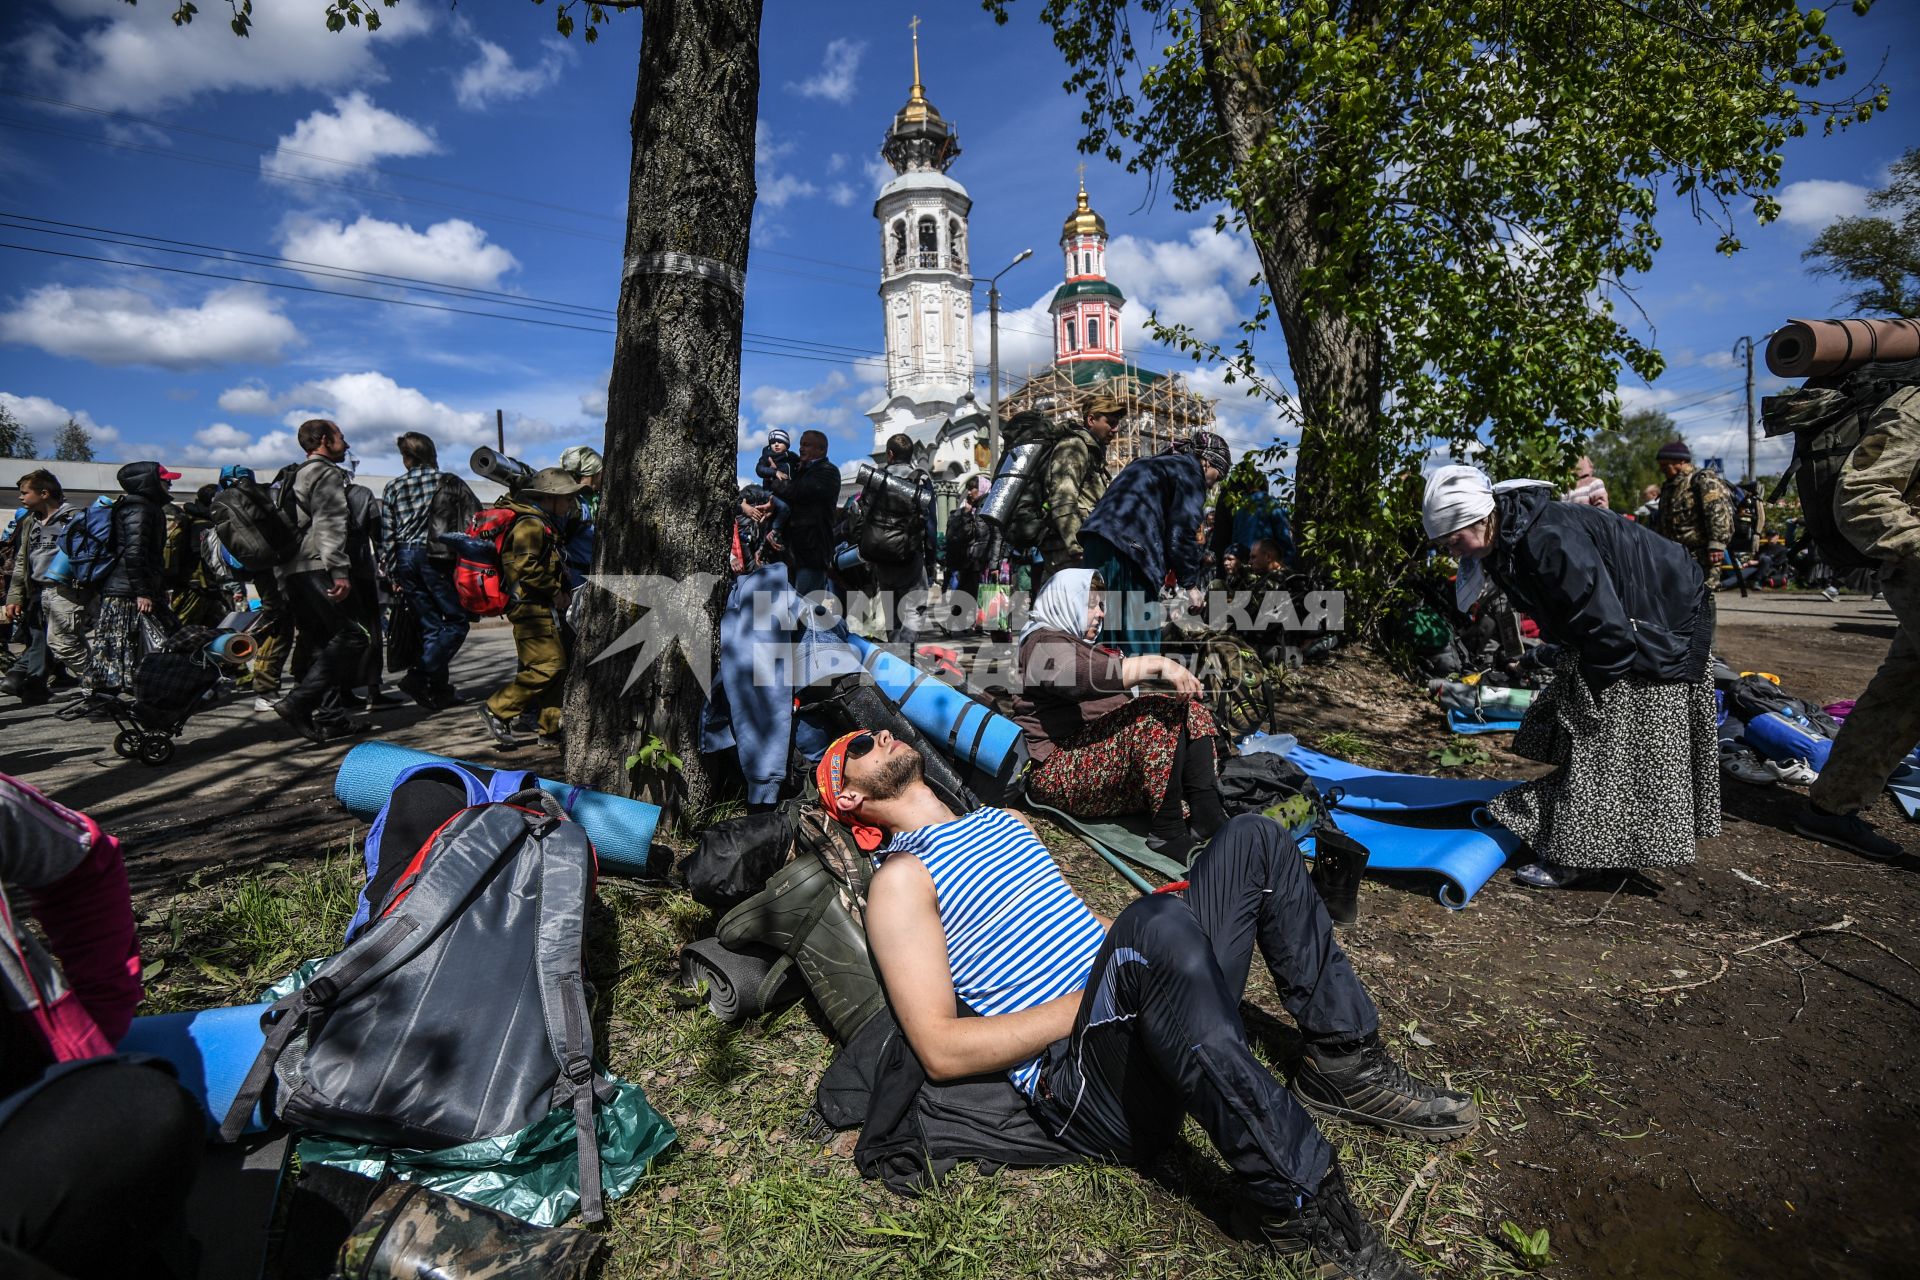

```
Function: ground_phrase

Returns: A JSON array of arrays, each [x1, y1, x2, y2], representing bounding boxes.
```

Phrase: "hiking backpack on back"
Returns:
[[998, 413, 1070, 550], [424, 473, 483, 566], [220, 788, 616, 1221], [447, 506, 532, 617], [1763, 356, 1920, 574], [210, 474, 302, 574], [56, 499, 118, 590]]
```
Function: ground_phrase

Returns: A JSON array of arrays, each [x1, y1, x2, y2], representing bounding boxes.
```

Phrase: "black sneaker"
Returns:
[[273, 699, 332, 745], [476, 704, 523, 750], [1794, 805, 1906, 861], [396, 671, 437, 708], [1291, 1039, 1480, 1143], [1249, 1163, 1425, 1279]]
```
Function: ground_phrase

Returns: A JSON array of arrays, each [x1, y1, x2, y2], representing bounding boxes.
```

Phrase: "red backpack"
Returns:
[[452, 507, 538, 617]]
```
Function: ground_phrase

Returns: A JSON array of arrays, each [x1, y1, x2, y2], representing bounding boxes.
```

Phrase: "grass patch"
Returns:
[[1314, 729, 1387, 766], [133, 825, 1523, 1276]]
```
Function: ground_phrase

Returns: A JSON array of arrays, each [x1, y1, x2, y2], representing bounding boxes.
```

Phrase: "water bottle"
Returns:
[[1238, 731, 1298, 757]]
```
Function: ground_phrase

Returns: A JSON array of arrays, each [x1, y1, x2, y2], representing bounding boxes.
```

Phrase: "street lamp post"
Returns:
[[1732, 334, 1758, 482], [986, 248, 1033, 469]]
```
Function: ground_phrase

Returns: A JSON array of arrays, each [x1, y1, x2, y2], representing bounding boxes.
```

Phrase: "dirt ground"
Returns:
[[5, 597, 1914, 1278]]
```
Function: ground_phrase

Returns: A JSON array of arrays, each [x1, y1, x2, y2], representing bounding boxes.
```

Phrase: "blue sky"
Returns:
[[0, 0, 1912, 487]]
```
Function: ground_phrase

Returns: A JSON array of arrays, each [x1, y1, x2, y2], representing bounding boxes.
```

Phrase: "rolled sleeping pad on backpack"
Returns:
[[46, 548, 74, 586], [1743, 711, 1834, 773], [1765, 317, 1920, 378], [118, 1002, 272, 1136], [334, 740, 662, 875], [845, 635, 1028, 796], [810, 676, 979, 813], [208, 631, 257, 665], [834, 542, 865, 573], [678, 937, 802, 1023]]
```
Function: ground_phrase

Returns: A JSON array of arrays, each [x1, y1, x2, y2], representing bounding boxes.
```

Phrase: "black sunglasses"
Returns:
[[845, 731, 877, 760]]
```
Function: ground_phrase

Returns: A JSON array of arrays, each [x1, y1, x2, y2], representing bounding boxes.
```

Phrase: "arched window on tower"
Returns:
[[891, 221, 907, 271], [917, 216, 939, 269], [1088, 315, 1102, 350], [948, 219, 965, 272], [1063, 318, 1077, 352]]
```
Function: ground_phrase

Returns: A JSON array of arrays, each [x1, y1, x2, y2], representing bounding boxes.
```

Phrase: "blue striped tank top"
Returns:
[[882, 806, 1107, 1095]]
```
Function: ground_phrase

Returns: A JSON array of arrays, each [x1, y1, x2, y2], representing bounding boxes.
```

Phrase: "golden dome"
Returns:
[[1062, 177, 1106, 239]]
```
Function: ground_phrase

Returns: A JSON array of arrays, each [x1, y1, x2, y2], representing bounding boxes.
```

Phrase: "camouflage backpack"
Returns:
[[1764, 355, 1920, 573]]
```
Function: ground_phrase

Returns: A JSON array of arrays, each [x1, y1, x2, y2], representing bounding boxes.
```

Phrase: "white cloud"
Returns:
[[263, 91, 438, 183], [1775, 179, 1871, 231], [0, 284, 299, 370], [1106, 226, 1263, 345], [454, 36, 567, 110], [217, 382, 280, 415], [278, 371, 492, 446], [827, 183, 857, 208], [580, 390, 607, 418], [788, 38, 866, 105], [178, 424, 302, 469], [278, 216, 519, 289], [760, 172, 820, 209], [748, 370, 853, 432], [865, 157, 894, 195], [827, 153, 849, 174], [0, 391, 122, 454], [755, 120, 821, 209], [17, 0, 433, 114]]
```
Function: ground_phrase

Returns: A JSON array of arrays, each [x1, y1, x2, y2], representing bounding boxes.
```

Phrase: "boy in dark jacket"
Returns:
[[755, 428, 795, 494], [476, 468, 587, 749], [89, 461, 181, 694]]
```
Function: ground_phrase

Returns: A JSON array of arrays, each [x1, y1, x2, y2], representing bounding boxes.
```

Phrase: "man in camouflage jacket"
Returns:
[[1653, 440, 1735, 579], [1029, 395, 1119, 589], [1797, 384, 1920, 861]]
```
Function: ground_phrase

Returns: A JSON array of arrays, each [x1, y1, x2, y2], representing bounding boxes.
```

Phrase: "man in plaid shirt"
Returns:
[[383, 432, 478, 708]]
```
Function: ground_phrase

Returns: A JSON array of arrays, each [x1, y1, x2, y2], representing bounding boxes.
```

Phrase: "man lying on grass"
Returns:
[[818, 729, 1479, 1280]]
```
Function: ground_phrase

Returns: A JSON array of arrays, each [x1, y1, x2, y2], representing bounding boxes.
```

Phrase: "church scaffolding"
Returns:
[[997, 363, 1217, 471]]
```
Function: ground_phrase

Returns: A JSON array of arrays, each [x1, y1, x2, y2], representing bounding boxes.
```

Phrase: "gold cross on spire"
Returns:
[[1077, 160, 1087, 191], [910, 15, 923, 94]]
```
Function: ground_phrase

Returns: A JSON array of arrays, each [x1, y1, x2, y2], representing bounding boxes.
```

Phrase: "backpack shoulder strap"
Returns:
[[508, 792, 612, 1223]]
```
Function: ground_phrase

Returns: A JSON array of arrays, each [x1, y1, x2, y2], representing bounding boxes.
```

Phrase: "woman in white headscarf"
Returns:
[[1013, 568, 1228, 859], [1424, 464, 1720, 888]]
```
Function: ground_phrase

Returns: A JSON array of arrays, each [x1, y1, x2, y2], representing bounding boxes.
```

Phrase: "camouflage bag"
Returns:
[[331, 1182, 603, 1280]]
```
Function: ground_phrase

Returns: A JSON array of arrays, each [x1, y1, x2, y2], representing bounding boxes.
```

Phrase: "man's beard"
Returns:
[[864, 746, 924, 801]]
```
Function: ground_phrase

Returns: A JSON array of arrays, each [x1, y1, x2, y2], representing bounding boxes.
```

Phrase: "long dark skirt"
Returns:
[[1488, 656, 1721, 870]]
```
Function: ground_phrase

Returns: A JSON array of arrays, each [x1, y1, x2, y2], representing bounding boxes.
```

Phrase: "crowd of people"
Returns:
[[1, 422, 605, 753]]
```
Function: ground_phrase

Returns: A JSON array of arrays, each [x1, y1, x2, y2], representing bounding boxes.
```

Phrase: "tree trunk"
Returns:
[[1194, 2, 1384, 572], [562, 0, 762, 820]]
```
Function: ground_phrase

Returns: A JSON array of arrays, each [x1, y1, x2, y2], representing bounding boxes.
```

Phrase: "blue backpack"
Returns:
[[57, 498, 118, 590]]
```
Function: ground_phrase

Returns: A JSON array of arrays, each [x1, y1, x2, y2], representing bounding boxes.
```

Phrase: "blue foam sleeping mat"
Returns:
[[119, 1002, 271, 1136], [1310, 809, 1521, 910], [1447, 707, 1525, 735], [334, 741, 661, 875], [1285, 746, 1517, 812]]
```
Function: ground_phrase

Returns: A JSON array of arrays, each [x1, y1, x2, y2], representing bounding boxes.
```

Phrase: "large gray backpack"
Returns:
[[219, 790, 615, 1221]]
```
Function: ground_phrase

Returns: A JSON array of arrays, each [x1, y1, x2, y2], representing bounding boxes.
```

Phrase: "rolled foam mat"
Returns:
[[1286, 746, 1516, 812], [846, 636, 1029, 792], [1446, 708, 1524, 735], [119, 1002, 271, 1136], [1742, 711, 1835, 773], [1314, 809, 1518, 910], [1026, 800, 1184, 891], [334, 741, 662, 875]]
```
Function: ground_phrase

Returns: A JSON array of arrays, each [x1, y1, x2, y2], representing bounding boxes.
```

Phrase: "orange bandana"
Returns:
[[816, 730, 885, 852]]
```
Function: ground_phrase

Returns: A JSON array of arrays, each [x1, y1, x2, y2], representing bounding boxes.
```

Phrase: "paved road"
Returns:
[[0, 626, 557, 903], [1714, 589, 1898, 631]]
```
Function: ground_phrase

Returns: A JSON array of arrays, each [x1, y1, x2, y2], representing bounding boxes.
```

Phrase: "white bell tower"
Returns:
[[865, 18, 977, 474]]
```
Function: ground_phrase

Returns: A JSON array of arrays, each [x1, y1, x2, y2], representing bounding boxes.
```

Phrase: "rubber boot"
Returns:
[[336, 1182, 604, 1278], [717, 853, 886, 1042], [1310, 825, 1369, 926]]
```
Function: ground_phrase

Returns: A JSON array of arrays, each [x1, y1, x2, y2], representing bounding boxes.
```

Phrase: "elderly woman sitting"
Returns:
[[1013, 569, 1228, 859]]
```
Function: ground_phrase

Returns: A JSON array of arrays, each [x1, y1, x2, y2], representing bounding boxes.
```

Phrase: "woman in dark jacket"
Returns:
[[1424, 465, 1720, 887], [1014, 568, 1228, 859], [90, 461, 181, 694]]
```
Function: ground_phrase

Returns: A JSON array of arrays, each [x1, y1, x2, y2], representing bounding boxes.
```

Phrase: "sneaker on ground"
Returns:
[[1513, 859, 1596, 889], [1719, 747, 1778, 786], [272, 699, 331, 745], [1763, 758, 1819, 786], [476, 704, 524, 750], [1821, 585, 1841, 602], [1247, 1163, 1426, 1280], [1290, 1040, 1480, 1143], [253, 696, 279, 713], [1793, 806, 1906, 861]]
